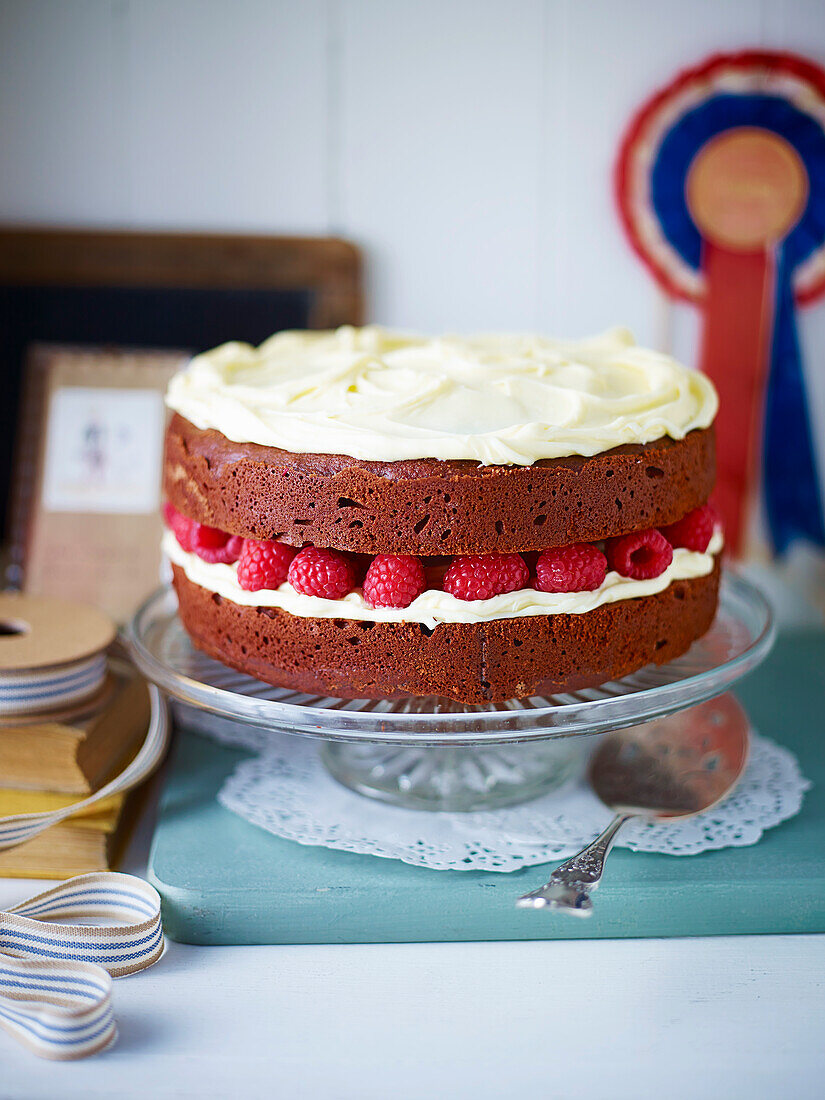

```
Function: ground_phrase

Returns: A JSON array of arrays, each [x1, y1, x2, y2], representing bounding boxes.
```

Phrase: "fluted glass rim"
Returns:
[[126, 572, 773, 746]]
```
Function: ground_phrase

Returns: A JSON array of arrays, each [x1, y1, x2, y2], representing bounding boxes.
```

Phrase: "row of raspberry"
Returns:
[[164, 504, 717, 610]]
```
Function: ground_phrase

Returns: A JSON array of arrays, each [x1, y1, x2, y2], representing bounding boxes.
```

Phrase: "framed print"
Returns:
[[9, 345, 187, 621]]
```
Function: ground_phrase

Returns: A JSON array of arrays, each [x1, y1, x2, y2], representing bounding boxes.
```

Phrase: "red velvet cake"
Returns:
[[162, 326, 721, 703]]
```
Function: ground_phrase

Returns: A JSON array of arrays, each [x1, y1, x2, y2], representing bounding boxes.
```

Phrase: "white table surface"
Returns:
[[2, 804, 823, 1100]]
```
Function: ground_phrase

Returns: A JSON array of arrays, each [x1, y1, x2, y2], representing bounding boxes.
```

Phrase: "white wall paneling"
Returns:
[[0, 0, 331, 231], [336, 0, 546, 331], [0, 0, 130, 224], [2, 0, 823, 336], [124, 0, 330, 231]]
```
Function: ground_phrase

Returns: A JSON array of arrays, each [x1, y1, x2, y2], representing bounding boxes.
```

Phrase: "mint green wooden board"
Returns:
[[148, 633, 825, 943]]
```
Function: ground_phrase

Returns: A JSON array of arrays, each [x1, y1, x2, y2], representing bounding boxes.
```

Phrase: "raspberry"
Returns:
[[660, 504, 718, 553], [192, 524, 230, 552], [167, 506, 196, 552], [606, 528, 673, 580], [535, 543, 607, 593], [184, 520, 245, 564], [237, 539, 296, 591], [442, 553, 529, 601], [363, 555, 426, 609], [163, 504, 237, 560], [196, 534, 244, 565], [288, 546, 355, 599]]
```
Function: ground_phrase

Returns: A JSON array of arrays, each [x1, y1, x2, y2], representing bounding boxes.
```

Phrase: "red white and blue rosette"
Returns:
[[616, 51, 825, 556]]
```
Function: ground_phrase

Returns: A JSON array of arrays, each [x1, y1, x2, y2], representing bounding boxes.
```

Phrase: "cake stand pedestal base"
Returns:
[[321, 738, 590, 811]]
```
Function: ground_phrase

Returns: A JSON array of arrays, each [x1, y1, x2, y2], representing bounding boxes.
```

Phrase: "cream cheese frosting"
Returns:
[[164, 530, 722, 631], [166, 325, 718, 465]]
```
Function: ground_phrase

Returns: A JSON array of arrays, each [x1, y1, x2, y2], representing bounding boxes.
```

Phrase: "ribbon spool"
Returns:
[[0, 593, 115, 716], [616, 50, 825, 557]]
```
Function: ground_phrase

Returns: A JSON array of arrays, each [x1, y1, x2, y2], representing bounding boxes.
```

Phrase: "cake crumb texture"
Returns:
[[164, 415, 715, 556], [172, 561, 720, 704]]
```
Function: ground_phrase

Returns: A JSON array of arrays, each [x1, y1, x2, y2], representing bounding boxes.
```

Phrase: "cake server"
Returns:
[[516, 694, 749, 914]]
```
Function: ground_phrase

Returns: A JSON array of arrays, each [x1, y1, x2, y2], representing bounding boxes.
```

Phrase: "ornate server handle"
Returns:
[[515, 812, 635, 915]]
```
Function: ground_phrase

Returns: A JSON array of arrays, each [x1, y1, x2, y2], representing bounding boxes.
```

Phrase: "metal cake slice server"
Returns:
[[516, 694, 749, 915]]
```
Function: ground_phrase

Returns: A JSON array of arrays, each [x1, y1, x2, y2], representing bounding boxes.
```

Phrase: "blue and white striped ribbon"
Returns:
[[0, 952, 117, 1059], [0, 683, 169, 1059], [0, 654, 108, 716], [0, 874, 163, 1059]]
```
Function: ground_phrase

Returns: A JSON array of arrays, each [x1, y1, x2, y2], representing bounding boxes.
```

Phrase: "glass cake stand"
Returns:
[[126, 572, 773, 811]]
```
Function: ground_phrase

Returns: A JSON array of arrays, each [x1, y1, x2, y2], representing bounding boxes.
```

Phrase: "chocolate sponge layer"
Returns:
[[164, 414, 715, 556], [172, 561, 720, 705]]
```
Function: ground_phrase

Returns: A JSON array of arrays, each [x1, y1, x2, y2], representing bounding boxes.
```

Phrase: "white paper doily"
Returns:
[[193, 707, 812, 872]]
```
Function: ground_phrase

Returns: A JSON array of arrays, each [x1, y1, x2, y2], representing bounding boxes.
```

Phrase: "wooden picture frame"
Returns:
[[0, 226, 363, 330], [0, 226, 363, 618]]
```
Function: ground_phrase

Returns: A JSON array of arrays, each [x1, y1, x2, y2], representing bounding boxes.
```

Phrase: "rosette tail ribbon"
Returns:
[[701, 238, 825, 555], [762, 245, 825, 553]]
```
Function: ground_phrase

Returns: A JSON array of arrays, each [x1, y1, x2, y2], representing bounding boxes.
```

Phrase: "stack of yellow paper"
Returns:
[[0, 672, 151, 878]]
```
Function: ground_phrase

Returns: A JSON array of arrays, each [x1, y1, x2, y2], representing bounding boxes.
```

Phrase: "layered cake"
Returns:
[[162, 326, 721, 703]]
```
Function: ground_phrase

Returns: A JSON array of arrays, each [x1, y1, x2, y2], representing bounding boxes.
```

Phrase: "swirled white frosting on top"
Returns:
[[165, 326, 718, 465]]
